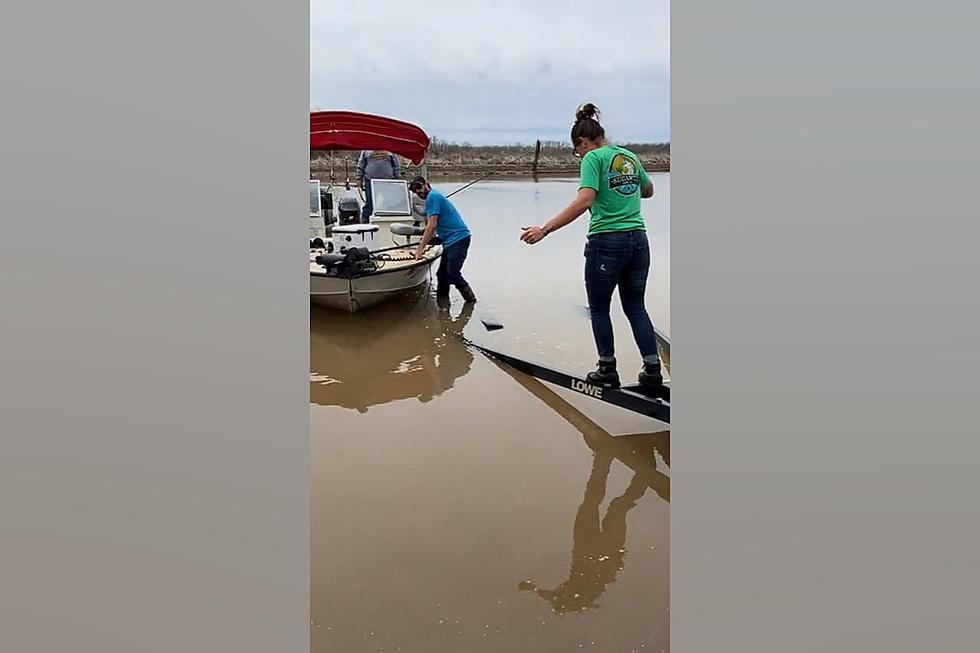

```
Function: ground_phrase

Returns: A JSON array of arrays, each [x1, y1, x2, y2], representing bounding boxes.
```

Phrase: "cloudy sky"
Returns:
[[311, 0, 669, 146]]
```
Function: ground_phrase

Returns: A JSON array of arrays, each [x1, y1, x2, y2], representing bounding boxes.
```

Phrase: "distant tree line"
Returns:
[[425, 137, 669, 158], [312, 138, 668, 160], [310, 137, 670, 172]]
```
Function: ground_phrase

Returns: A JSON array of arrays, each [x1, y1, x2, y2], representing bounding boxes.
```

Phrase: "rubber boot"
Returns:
[[459, 284, 477, 303], [586, 359, 620, 388], [638, 362, 663, 389]]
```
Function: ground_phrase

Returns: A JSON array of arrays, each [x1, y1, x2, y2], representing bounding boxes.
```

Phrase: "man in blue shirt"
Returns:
[[409, 176, 476, 303]]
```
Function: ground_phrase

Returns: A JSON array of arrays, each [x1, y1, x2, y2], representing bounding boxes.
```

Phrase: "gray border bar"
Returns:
[[1, 2, 309, 651], [673, 2, 980, 651]]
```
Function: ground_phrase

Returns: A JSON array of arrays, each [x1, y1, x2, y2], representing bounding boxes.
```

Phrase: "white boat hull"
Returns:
[[310, 246, 441, 312], [309, 177, 438, 312]]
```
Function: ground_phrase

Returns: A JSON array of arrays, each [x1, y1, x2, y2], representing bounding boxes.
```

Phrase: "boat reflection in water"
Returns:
[[310, 287, 475, 412], [502, 362, 670, 615]]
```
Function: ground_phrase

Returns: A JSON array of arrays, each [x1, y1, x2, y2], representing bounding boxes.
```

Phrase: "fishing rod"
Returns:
[[445, 143, 542, 198], [341, 158, 364, 201]]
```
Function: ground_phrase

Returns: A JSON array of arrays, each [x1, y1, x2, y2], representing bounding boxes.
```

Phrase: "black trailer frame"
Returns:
[[468, 342, 670, 425]]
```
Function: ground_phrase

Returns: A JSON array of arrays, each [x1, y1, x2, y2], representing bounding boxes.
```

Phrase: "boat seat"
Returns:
[[390, 223, 425, 237]]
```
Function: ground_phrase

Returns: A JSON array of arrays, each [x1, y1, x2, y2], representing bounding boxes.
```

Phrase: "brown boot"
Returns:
[[459, 284, 477, 303]]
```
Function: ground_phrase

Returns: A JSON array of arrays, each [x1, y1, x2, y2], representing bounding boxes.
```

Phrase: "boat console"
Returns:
[[332, 224, 380, 253]]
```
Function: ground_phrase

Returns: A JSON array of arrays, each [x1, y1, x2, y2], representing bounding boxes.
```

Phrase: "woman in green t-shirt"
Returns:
[[520, 103, 663, 389]]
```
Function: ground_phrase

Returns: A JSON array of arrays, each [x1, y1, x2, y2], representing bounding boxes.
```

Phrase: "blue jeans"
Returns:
[[437, 236, 471, 293], [583, 230, 660, 364]]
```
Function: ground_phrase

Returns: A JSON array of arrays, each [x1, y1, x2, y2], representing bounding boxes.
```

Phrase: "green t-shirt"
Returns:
[[579, 145, 651, 235]]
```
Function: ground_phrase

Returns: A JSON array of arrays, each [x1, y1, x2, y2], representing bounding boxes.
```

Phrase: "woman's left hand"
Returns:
[[520, 225, 546, 245]]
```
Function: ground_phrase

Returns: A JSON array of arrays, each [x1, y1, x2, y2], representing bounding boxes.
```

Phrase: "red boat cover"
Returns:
[[310, 111, 430, 164]]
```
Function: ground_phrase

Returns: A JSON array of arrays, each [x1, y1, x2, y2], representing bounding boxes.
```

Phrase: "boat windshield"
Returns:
[[309, 180, 322, 218], [370, 179, 412, 216]]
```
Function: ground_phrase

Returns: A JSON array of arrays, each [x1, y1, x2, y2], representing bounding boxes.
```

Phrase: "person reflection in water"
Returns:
[[417, 298, 476, 403], [519, 451, 650, 614]]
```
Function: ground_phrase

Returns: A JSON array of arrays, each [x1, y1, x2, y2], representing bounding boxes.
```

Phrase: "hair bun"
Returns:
[[575, 102, 600, 122]]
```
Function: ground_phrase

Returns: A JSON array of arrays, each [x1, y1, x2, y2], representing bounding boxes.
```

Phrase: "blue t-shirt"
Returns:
[[424, 188, 470, 248]]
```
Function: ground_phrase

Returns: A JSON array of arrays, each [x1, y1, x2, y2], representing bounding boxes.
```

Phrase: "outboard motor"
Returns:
[[336, 182, 360, 225], [337, 200, 359, 225], [314, 247, 375, 277], [314, 251, 345, 270], [340, 247, 373, 274]]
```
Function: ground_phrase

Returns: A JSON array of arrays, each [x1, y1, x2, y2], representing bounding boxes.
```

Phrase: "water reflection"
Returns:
[[310, 289, 476, 412], [495, 362, 669, 614], [311, 177, 669, 651]]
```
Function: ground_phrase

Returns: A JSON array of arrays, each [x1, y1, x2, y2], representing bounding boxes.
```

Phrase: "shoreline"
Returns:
[[310, 162, 670, 183], [311, 142, 669, 181]]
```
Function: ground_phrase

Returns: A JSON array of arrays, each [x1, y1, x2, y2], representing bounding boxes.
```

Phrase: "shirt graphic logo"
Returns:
[[606, 153, 640, 196]]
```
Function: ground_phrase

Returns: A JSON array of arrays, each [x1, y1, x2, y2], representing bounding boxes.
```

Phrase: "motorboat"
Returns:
[[309, 111, 442, 312]]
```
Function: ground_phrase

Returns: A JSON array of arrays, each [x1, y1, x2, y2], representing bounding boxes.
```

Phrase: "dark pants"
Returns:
[[583, 230, 660, 364], [360, 182, 373, 223], [437, 236, 471, 294]]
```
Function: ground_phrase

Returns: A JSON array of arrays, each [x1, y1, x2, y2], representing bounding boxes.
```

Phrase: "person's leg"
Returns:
[[584, 234, 630, 386], [361, 181, 373, 223], [617, 231, 663, 386], [446, 236, 475, 302], [435, 246, 449, 297]]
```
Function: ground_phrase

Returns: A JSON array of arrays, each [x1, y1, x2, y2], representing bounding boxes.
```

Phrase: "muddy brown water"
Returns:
[[311, 175, 670, 653]]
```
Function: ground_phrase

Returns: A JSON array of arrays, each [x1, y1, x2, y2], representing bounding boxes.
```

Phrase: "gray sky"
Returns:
[[311, 1, 669, 146]]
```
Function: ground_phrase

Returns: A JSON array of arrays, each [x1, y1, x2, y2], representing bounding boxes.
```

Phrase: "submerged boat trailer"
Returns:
[[468, 318, 670, 425]]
